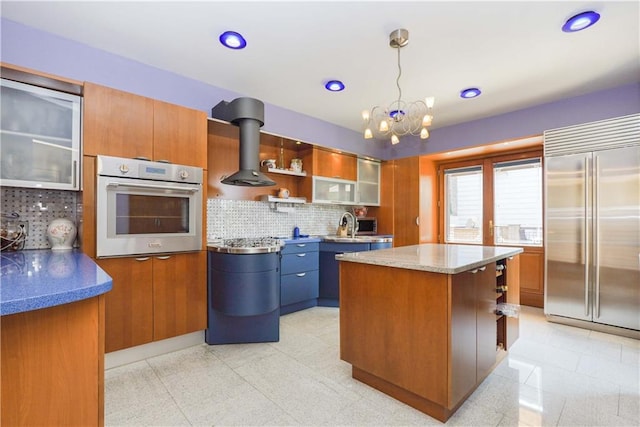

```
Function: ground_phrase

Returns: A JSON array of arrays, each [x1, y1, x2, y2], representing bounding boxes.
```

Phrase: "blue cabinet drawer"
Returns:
[[281, 270, 319, 306], [281, 251, 319, 275], [281, 242, 319, 255]]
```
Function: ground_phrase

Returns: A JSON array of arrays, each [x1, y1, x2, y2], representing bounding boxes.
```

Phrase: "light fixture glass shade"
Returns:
[[391, 134, 400, 145], [420, 128, 429, 139], [425, 97, 435, 108], [422, 114, 433, 127], [364, 128, 373, 139], [362, 110, 370, 121], [379, 120, 389, 132]]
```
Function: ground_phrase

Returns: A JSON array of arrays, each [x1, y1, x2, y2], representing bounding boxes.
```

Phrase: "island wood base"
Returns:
[[1, 295, 105, 426], [340, 257, 519, 422]]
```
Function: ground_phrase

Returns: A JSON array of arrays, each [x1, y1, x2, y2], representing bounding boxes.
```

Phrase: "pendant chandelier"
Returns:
[[362, 29, 435, 145]]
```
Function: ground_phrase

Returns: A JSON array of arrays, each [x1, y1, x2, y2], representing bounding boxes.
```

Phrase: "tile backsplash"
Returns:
[[1, 187, 79, 250], [207, 199, 353, 240], [2, 186, 357, 250]]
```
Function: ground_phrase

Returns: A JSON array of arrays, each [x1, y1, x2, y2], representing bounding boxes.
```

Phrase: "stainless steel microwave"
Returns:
[[356, 217, 377, 235]]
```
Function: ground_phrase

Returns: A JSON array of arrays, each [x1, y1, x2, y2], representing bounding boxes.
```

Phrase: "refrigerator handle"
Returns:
[[594, 155, 600, 319], [584, 156, 590, 317]]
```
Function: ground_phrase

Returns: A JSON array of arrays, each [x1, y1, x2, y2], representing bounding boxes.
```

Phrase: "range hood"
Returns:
[[211, 97, 275, 187]]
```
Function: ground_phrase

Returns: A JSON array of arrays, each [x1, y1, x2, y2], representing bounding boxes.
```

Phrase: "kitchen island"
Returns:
[[337, 243, 522, 422], [1, 250, 112, 426]]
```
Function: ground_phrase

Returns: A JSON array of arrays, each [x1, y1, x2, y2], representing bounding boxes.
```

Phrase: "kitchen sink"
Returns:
[[321, 235, 393, 243]]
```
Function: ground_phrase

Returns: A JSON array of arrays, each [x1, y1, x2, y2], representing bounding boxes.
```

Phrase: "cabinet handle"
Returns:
[[155, 255, 171, 260], [296, 253, 306, 257], [156, 159, 171, 164], [470, 269, 478, 274], [72, 160, 77, 188], [296, 244, 306, 247], [296, 272, 307, 277], [415, 217, 420, 226], [135, 257, 150, 262], [134, 156, 151, 161], [478, 266, 486, 271]]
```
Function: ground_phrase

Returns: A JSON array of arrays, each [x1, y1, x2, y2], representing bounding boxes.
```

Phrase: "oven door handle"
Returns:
[[106, 182, 199, 193]]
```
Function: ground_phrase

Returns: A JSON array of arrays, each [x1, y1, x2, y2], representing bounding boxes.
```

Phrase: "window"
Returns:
[[493, 158, 543, 246], [444, 166, 483, 244]]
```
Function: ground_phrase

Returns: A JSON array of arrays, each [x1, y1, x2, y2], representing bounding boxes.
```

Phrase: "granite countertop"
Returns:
[[0, 250, 113, 316], [336, 243, 523, 274]]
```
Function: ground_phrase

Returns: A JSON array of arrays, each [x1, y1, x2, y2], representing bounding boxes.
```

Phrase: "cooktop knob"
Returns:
[[179, 170, 189, 180], [119, 164, 129, 174]]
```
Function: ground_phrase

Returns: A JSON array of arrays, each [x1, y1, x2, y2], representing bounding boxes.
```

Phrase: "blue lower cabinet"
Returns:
[[319, 240, 392, 307], [280, 240, 320, 315]]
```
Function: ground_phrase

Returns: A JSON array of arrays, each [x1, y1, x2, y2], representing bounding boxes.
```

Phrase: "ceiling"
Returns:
[[2, 1, 639, 136]]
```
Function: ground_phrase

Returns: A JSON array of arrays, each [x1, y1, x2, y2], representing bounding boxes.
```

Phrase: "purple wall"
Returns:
[[2, 18, 638, 161]]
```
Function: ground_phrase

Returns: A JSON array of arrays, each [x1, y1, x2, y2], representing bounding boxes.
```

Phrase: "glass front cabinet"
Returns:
[[357, 158, 380, 206], [311, 176, 357, 205], [1, 79, 82, 190]]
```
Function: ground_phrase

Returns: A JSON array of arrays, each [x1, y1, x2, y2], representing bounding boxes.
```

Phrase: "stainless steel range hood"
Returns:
[[211, 97, 275, 187]]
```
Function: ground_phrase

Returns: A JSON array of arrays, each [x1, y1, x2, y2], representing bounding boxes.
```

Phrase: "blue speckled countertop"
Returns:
[[0, 250, 113, 316]]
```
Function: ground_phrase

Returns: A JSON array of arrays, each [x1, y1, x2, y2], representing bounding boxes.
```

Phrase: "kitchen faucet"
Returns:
[[339, 212, 358, 237]]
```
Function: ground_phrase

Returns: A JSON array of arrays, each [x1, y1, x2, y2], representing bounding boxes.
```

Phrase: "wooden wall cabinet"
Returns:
[[97, 252, 207, 353], [390, 156, 438, 246], [309, 147, 357, 180], [84, 82, 206, 168]]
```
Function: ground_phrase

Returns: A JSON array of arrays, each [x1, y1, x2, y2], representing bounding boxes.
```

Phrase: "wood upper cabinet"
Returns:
[[153, 99, 207, 168], [84, 83, 207, 168], [153, 251, 207, 341], [309, 147, 357, 180], [97, 256, 154, 353], [83, 82, 154, 158], [98, 252, 207, 352]]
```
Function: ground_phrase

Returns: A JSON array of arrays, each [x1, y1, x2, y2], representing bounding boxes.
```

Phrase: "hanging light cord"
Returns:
[[395, 46, 403, 112]]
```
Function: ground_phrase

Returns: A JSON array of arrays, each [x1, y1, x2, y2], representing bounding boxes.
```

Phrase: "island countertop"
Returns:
[[0, 249, 113, 315], [336, 243, 523, 274]]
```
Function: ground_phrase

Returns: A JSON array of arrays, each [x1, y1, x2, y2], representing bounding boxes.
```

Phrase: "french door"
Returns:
[[439, 150, 545, 306]]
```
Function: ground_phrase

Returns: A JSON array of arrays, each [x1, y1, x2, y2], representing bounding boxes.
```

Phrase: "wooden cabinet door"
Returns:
[[83, 82, 153, 158], [153, 100, 207, 168], [152, 251, 207, 340], [314, 148, 357, 180], [393, 157, 420, 246], [97, 257, 153, 352]]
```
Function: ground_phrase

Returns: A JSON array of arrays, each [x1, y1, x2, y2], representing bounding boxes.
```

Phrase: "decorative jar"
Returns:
[[47, 218, 77, 251]]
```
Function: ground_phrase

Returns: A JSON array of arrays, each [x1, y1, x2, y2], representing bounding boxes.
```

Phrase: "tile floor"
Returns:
[[105, 306, 639, 426]]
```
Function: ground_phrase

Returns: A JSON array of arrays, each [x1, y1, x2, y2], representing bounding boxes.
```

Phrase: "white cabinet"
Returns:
[[312, 176, 356, 205], [357, 159, 380, 206], [1, 79, 81, 190]]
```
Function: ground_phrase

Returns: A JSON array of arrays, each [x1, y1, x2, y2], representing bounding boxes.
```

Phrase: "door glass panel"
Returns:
[[115, 194, 190, 235], [444, 166, 483, 244], [493, 158, 542, 246]]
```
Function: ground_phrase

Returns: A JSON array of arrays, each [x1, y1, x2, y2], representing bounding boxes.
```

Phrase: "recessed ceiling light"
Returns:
[[460, 87, 481, 99], [325, 80, 345, 92], [562, 11, 601, 32], [219, 31, 247, 49]]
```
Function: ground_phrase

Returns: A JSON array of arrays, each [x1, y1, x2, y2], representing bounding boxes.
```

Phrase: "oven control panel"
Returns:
[[97, 155, 203, 184]]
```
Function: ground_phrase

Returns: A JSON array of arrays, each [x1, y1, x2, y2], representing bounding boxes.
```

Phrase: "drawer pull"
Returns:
[[156, 255, 171, 260], [135, 257, 150, 262], [478, 266, 486, 271], [296, 273, 307, 277], [296, 244, 306, 247], [297, 253, 306, 257]]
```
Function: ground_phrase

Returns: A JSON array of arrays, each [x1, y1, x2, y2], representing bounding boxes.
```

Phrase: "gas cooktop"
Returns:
[[207, 237, 283, 254]]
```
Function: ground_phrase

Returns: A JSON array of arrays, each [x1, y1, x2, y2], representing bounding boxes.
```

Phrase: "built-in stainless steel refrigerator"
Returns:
[[544, 114, 640, 335]]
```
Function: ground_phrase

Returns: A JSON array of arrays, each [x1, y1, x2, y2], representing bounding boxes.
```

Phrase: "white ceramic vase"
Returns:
[[47, 218, 77, 251]]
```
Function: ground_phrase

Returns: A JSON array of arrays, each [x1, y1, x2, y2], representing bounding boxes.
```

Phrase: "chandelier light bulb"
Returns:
[[420, 128, 429, 139], [422, 114, 433, 127], [391, 134, 400, 145], [364, 128, 373, 139], [425, 97, 435, 109], [362, 110, 370, 121], [379, 120, 389, 132]]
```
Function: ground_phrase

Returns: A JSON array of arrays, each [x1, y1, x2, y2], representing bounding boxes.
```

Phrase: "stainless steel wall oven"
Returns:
[[96, 155, 203, 258]]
